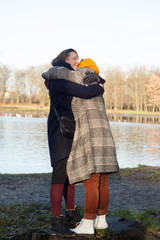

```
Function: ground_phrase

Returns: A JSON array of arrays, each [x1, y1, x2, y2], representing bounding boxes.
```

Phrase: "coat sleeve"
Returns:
[[42, 67, 87, 84], [49, 79, 104, 99]]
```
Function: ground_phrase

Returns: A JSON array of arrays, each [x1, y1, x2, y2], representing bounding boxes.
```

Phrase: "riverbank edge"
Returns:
[[1, 165, 160, 181]]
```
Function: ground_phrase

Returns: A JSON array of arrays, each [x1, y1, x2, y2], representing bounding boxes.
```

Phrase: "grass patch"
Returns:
[[120, 164, 160, 181], [0, 203, 159, 240], [0, 203, 52, 240], [0, 172, 51, 179]]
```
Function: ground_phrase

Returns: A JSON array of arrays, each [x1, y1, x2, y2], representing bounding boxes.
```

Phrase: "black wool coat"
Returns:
[[46, 62, 104, 167]]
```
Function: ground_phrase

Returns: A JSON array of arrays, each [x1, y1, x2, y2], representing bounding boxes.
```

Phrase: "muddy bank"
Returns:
[[0, 166, 160, 211]]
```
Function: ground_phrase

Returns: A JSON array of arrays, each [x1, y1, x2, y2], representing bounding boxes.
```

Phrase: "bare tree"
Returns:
[[139, 66, 149, 111], [25, 66, 39, 104], [23, 65, 50, 106], [36, 64, 50, 106], [0, 65, 11, 101], [146, 74, 160, 112], [104, 67, 125, 110], [126, 67, 149, 111], [14, 70, 26, 104]]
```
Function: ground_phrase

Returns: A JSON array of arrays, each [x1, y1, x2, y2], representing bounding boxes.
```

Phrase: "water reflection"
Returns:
[[111, 122, 160, 168], [107, 114, 160, 124], [0, 109, 160, 124], [0, 116, 51, 174], [0, 115, 160, 174]]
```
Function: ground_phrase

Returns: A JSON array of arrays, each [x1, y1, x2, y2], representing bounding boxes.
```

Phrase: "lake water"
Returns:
[[0, 115, 160, 174]]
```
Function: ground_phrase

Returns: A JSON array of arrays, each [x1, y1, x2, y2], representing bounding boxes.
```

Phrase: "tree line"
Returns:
[[0, 64, 50, 106], [103, 66, 160, 112], [0, 63, 160, 112]]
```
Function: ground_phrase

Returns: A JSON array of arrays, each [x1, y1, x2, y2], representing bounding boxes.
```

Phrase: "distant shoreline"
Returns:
[[0, 104, 160, 117], [0, 104, 49, 111]]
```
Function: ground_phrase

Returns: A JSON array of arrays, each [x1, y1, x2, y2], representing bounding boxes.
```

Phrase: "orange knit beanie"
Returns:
[[79, 58, 99, 74]]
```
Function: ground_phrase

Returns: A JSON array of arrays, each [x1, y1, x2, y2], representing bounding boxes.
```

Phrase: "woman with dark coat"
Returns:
[[42, 48, 104, 237]]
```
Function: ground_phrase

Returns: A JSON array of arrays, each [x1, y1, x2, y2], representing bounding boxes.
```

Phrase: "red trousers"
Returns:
[[83, 173, 109, 219]]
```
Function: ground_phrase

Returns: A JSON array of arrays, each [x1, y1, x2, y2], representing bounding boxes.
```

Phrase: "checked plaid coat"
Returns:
[[43, 66, 119, 184]]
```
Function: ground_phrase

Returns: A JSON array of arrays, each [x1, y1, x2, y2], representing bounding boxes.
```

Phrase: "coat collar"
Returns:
[[52, 61, 74, 70]]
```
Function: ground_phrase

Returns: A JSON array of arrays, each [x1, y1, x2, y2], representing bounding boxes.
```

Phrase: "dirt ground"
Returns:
[[0, 166, 160, 211]]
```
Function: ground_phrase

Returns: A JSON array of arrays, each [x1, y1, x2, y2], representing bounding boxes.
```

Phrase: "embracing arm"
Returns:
[[49, 79, 104, 99], [42, 66, 84, 84]]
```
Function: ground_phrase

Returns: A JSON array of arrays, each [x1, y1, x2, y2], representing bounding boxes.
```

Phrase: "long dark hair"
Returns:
[[51, 48, 78, 66]]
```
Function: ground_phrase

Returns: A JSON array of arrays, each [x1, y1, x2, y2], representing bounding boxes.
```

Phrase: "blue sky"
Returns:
[[0, 0, 160, 71]]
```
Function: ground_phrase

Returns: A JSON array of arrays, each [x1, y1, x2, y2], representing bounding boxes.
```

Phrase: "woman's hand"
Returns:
[[83, 72, 99, 85]]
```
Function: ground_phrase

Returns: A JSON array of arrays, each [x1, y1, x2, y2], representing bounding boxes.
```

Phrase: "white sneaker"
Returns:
[[95, 214, 108, 229], [70, 218, 95, 238]]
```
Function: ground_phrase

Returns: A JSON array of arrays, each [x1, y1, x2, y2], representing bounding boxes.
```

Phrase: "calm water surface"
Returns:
[[0, 116, 160, 174]]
